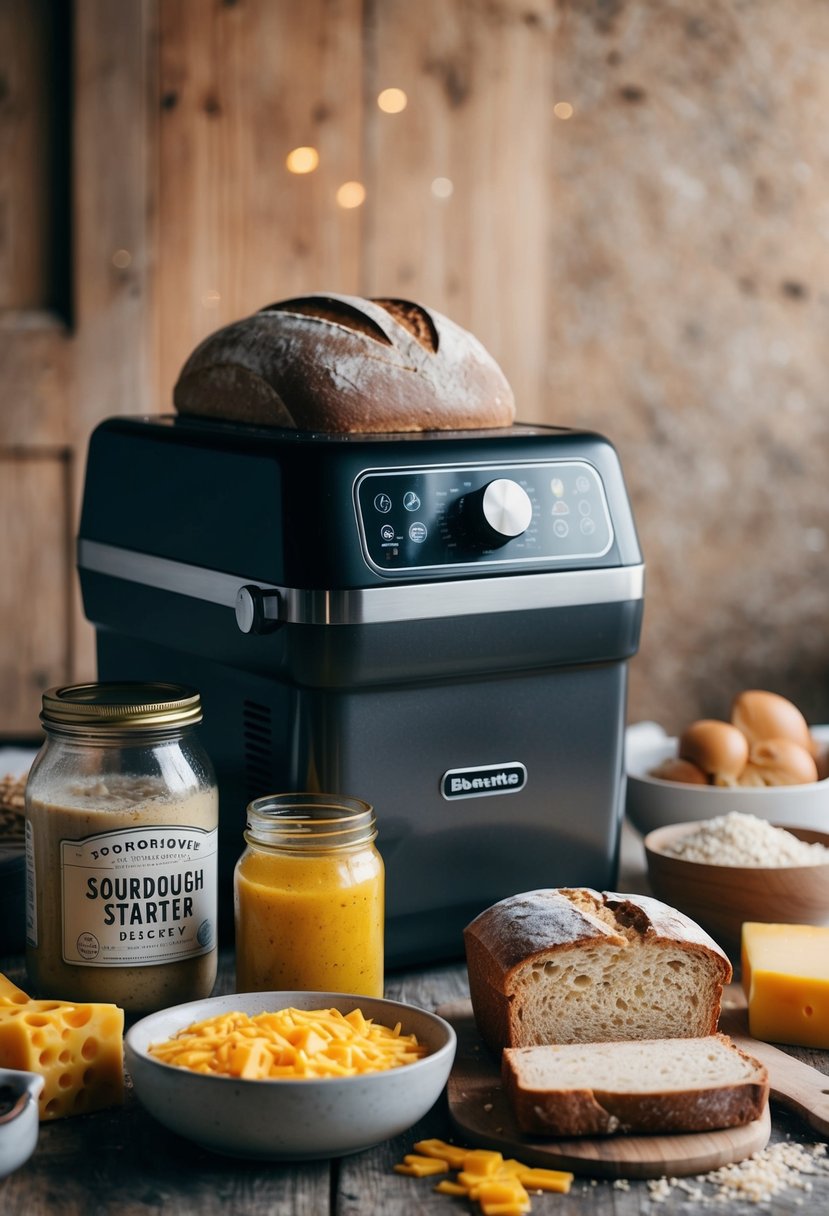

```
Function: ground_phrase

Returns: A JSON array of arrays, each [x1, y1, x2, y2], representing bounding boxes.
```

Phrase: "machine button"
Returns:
[[374, 493, 392, 513], [403, 491, 421, 512], [454, 479, 533, 548], [380, 524, 396, 541], [408, 521, 428, 543], [235, 585, 282, 635]]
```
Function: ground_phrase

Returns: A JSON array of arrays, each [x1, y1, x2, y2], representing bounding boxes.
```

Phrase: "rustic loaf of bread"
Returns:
[[463, 888, 732, 1052], [502, 1034, 769, 1136], [173, 294, 515, 432]]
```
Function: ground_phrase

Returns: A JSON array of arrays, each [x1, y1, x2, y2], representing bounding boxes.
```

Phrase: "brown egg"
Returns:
[[731, 689, 811, 750], [678, 719, 749, 787], [649, 757, 709, 785], [738, 738, 819, 787]]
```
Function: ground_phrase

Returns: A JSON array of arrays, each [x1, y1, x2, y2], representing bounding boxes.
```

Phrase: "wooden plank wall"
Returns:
[[0, 0, 152, 734], [155, 0, 364, 404], [153, 0, 555, 417]]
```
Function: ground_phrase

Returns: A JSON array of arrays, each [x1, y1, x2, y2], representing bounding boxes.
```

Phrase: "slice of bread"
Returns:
[[464, 888, 732, 1052], [502, 1034, 769, 1136]]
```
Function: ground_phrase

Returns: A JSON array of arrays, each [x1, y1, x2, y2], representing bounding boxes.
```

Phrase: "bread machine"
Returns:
[[77, 414, 644, 965]]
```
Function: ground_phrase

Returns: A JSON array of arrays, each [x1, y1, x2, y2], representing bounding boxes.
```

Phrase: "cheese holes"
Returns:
[[63, 1006, 93, 1028], [82, 1037, 99, 1060]]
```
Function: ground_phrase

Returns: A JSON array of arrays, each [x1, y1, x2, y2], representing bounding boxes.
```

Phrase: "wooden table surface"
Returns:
[[1, 947, 828, 1216], [2, 824, 829, 1214]]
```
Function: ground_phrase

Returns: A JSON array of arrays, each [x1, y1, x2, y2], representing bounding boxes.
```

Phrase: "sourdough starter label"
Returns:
[[60, 824, 218, 967]]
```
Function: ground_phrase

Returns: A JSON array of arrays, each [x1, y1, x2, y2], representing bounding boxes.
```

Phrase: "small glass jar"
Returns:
[[234, 793, 384, 997], [25, 682, 218, 1014]]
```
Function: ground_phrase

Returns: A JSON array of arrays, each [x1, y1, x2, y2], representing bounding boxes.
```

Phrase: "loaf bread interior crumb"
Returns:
[[512, 941, 716, 1043]]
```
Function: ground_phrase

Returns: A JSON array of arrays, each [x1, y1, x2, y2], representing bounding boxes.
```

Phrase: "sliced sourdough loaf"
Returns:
[[502, 1034, 769, 1136], [463, 888, 732, 1052]]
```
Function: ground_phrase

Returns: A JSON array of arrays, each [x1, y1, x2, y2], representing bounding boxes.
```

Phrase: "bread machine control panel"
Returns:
[[354, 460, 613, 574]]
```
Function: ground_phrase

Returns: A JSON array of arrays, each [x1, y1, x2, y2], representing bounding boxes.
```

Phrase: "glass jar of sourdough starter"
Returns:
[[234, 793, 384, 997], [25, 683, 218, 1013]]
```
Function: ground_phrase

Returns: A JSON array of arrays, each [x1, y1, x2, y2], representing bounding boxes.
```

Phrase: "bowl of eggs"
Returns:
[[626, 690, 829, 836], [125, 990, 456, 1160]]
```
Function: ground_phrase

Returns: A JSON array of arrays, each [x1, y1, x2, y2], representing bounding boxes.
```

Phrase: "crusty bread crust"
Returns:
[[463, 888, 732, 1053], [173, 294, 515, 433], [502, 1033, 769, 1136]]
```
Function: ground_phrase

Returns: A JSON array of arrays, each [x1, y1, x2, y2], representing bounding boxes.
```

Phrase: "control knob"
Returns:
[[454, 479, 533, 547]]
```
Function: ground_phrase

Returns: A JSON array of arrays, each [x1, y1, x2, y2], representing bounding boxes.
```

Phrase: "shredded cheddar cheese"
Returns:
[[396, 1139, 573, 1214], [148, 1005, 429, 1079]]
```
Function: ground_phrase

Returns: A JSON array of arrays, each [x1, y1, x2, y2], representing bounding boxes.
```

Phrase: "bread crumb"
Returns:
[[645, 1142, 829, 1204], [483, 1103, 493, 1112]]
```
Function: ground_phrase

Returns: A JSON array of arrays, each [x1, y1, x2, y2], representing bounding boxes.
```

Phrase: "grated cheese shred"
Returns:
[[395, 1140, 573, 1214], [148, 1005, 429, 1079]]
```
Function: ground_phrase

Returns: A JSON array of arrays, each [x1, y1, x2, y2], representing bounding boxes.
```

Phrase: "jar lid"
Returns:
[[40, 682, 203, 730]]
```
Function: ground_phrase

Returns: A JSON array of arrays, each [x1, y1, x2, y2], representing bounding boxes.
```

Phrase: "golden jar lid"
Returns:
[[40, 682, 203, 731]]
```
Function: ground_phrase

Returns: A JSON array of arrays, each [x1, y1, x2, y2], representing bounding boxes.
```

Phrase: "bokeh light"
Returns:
[[377, 88, 408, 114], [286, 146, 320, 174], [336, 181, 366, 209]]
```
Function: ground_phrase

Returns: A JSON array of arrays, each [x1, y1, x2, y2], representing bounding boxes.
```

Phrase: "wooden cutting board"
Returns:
[[437, 998, 772, 1180], [718, 984, 829, 1139]]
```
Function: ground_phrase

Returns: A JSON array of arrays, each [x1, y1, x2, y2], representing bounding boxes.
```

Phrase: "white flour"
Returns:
[[662, 811, 829, 867]]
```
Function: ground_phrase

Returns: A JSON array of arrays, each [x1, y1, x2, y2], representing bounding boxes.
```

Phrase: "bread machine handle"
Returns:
[[234, 585, 282, 635]]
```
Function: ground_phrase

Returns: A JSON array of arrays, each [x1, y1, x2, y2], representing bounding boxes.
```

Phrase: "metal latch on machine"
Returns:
[[235, 585, 282, 635]]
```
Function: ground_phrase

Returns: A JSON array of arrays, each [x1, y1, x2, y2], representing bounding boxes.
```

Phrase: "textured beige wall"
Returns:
[[533, 1, 829, 734]]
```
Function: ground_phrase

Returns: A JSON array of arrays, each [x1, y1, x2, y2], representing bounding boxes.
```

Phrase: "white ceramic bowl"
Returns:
[[626, 722, 829, 836], [0, 1069, 44, 1179], [125, 990, 456, 1160]]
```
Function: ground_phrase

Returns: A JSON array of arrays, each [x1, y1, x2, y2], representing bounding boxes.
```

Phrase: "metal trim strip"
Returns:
[[77, 539, 644, 627]]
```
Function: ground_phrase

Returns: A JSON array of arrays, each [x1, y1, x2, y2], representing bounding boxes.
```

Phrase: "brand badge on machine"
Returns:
[[441, 762, 527, 801]]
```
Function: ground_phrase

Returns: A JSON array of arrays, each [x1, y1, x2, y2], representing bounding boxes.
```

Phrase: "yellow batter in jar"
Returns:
[[234, 794, 384, 997]]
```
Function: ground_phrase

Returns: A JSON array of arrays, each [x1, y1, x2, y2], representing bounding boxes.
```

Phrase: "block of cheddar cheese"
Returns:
[[742, 922, 829, 1049], [0, 994, 124, 1119]]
